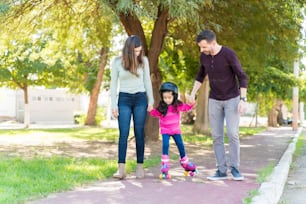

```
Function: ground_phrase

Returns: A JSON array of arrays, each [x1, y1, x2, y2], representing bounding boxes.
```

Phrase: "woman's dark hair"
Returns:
[[122, 35, 145, 76], [157, 89, 183, 117]]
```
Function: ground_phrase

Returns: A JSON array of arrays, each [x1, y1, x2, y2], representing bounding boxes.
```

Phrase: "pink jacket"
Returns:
[[150, 103, 194, 135]]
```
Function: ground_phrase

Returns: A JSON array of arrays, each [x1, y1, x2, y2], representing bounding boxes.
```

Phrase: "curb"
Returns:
[[251, 127, 303, 204]]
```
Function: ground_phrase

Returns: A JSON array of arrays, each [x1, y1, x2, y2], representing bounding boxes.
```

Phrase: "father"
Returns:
[[189, 30, 248, 181]]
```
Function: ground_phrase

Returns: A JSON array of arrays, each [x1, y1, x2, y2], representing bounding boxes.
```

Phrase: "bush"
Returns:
[[95, 106, 106, 126], [73, 106, 106, 126], [74, 112, 86, 124]]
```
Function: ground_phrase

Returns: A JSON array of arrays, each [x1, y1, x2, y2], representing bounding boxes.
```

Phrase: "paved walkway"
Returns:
[[26, 127, 300, 204], [279, 128, 306, 204]]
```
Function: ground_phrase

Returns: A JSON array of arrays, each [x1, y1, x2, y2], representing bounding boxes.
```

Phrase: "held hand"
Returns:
[[112, 108, 119, 118], [189, 101, 196, 107], [238, 100, 248, 115], [147, 104, 153, 112], [187, 94, 196, 104]]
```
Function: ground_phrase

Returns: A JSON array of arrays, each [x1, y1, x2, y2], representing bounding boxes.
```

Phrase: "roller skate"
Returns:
[[180, 156, 198, 177], [159, 155, 171, 179]]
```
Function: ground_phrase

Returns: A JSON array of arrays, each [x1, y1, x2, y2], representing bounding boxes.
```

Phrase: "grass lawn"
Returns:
[[0, 125, 265, 204], [0, 156, 117, 203], [0, 154, 161, 204], [0, 127, 120, 142]]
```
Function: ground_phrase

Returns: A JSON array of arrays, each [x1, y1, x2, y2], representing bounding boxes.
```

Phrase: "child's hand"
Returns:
[[188, 101, 196, 107]]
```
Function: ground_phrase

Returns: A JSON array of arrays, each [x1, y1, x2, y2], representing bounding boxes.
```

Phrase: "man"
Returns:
[[189, 30, 248, 181]]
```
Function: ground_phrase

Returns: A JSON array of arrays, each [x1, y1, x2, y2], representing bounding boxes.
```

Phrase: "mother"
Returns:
[[110, 35, 154, 179]]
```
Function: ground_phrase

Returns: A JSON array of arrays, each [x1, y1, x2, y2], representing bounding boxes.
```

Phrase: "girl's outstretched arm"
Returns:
[[149, 109, 162, 118], [178, 103, 195, 112]]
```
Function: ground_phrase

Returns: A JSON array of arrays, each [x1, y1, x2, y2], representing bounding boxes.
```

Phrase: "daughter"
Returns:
[[150, 82, 197, 179]]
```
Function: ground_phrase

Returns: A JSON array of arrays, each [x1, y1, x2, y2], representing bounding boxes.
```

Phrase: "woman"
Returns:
[[110, 35, 154, 179]]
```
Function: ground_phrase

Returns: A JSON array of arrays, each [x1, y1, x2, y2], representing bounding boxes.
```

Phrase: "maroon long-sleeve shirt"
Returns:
[[195, 46, 248, 100]]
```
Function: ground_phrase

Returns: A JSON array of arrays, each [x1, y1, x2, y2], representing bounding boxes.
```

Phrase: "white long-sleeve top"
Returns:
[[110, 56, 154, 109]]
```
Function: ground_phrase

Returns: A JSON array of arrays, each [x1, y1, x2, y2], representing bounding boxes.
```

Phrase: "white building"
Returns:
[[0, 87, 111, 125]]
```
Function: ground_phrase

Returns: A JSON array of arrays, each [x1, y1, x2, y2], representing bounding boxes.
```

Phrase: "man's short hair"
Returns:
[[196, 30, 216, 43]]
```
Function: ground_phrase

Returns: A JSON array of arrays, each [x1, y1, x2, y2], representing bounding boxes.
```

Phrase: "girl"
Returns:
[[150, 82, 197, 178], [110, 35, 154, 179]]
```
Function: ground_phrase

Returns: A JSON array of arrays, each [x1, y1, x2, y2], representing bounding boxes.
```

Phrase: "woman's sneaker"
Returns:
[[207, 170, 227, 181], [231, 167, 244, 181]]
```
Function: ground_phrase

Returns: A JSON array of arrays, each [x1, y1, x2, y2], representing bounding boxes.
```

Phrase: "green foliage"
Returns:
[[162, 0, 304, 119], [105, 0, 212, 24], [300, 73, 306, 102], [0, 0, 113, 93], [1, 0, 305, 123], [158, 0, 212, 27], [248, 66, 298, 99], [0, 1, 9, 15], [221, 0, 302, 103], [0, 67, 11, 81], [74, 106, 106, 126], [95, 106, 107, 125], [73, 112, 87, 125], [159, 38, 199, 92], [0, 39, 64, 88]]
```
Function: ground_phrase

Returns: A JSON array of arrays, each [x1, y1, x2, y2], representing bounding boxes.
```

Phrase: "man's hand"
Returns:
[[238, 100, 248, 115], [188, 94, 196, 104], [188, 81, 202, 104]]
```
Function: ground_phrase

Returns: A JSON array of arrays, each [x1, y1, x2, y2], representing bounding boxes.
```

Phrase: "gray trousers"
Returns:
[[208, 96, 240, 173]]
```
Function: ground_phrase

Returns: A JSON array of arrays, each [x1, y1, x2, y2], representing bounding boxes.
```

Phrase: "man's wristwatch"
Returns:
[[240, 97, 247, 102]]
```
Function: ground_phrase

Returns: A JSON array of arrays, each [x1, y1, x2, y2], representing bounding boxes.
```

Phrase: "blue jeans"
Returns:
[[162, 134, 186, 158], [118, 92, 148, 164], [208, 96, 240, 173]]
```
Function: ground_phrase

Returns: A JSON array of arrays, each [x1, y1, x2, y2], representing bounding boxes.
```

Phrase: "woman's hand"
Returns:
[[147, 104, 153, 112], [112, 108, 119, 118]]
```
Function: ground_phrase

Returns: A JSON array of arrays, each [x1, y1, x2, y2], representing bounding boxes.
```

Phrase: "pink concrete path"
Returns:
[[27, 127, 295, 204]]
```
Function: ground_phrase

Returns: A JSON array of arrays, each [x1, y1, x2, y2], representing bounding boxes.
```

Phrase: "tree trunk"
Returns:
[[117, 6, 169, 142], [118, 13, 148, 55], [144, 7, 169, 142], [255, 97, 259, 127], [85, 47, 108, 126], [23, 85, 30, 128], [193, 76, 210, 134], [268, 100, 283, 127], [145, 70, 162, 141]]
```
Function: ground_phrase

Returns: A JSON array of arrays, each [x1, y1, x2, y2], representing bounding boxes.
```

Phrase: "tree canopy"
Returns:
[[161, 0, 304, 98], [0, 0, 305, 130]]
